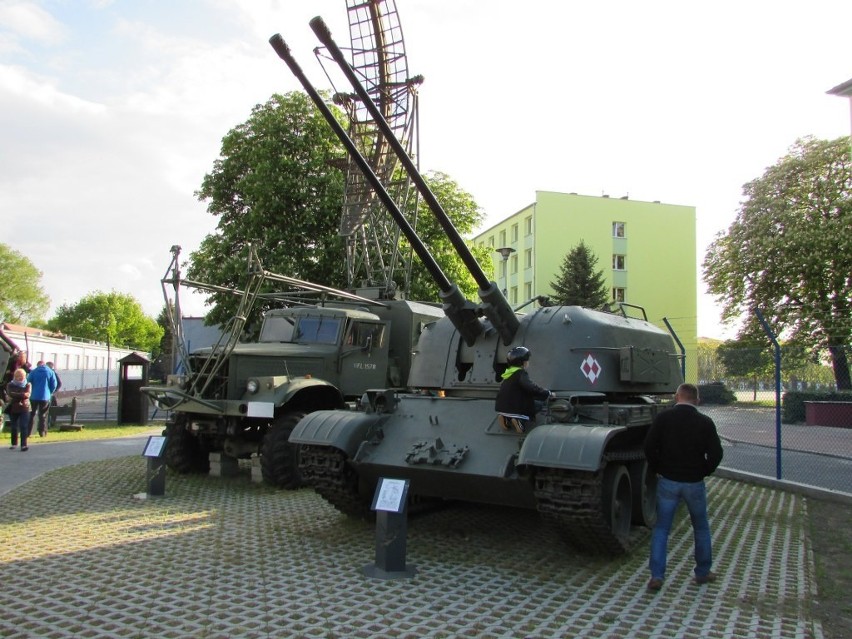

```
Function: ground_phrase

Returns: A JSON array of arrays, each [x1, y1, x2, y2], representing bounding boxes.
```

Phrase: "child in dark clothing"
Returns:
[[494, 346, 551, 433]]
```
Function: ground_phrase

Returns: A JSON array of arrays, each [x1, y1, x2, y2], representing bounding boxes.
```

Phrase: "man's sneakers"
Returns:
[[647, 571, 717, 592]]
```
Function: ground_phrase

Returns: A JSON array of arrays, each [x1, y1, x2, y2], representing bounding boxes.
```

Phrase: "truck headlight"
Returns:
[[246, 379, 259, 394]]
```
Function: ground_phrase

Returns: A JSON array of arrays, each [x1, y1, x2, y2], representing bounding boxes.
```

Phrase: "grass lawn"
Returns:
[[1, 420, 162, 442]]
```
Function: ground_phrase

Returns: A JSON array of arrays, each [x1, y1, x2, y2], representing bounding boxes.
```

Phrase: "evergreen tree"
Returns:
[[550, 241, 609, 308]]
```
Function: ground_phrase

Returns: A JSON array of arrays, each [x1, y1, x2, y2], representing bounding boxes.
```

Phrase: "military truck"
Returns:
[[272, 21, 684, 554], [144, 3, 435, 488], [142, 248, 443, 487]]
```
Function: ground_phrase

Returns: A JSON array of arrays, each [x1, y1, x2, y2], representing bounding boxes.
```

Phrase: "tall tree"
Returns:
[[0, 243, 50, 325], [47, 291, 163, 352], [190, 92, 491, 325], [717, 337, 773, 401], [404, 171, 490, 302], [189, 92, 347, 329], [549, 241, 609, 308], [704, 136, 852, 390]]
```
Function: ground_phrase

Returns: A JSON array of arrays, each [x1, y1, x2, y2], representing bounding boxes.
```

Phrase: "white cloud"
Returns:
[[0, 1, 65, 43], [0, 64, 105, 112], [2, 0, 851, 340]]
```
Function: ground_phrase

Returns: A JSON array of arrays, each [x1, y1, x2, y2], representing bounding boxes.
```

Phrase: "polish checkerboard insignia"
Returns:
[[581, 353, 601, 384]]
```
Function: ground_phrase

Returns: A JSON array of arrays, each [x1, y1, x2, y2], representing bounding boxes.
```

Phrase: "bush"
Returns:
[[782, 390, 852, 423], [698, 382, 737, 405]]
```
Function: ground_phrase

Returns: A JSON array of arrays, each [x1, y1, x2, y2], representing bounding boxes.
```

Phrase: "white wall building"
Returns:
[[1, 323, 142, 394]]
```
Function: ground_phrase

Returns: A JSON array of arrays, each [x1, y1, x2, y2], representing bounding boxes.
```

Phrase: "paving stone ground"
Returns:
[[0, 460, 823, 639]]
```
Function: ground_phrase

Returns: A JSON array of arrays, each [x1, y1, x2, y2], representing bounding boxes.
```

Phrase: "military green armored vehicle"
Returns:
[[273, 20, 684, 554], [143, 249, 442, 488]]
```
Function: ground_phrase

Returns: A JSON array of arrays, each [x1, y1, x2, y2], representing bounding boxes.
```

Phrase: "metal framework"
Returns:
[[317, 0, 421, 297]]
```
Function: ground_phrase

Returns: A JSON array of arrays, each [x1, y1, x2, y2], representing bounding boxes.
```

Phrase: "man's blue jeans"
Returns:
[[649, 476, 712, 581]]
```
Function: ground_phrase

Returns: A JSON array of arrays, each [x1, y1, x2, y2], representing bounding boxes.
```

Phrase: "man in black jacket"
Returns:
[[644, 383, 723, 592], [495, 346, 551, 433]]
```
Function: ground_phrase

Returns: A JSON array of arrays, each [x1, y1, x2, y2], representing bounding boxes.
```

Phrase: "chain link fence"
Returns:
[[698, 341, 852, 496], [45, 349, 852, 497]]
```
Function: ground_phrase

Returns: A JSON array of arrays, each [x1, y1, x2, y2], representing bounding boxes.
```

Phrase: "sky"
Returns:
[[1, 0, 850, 339]]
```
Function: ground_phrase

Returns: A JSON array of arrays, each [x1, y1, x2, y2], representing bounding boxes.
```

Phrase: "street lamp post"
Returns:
[[495, 247, 516, 297]]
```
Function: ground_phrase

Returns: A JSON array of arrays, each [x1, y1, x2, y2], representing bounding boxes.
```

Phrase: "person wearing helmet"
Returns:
[[495, 346, 552, 433]]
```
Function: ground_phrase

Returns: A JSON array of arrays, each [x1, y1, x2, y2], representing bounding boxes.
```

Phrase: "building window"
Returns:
[[499, 230, 506, 246], [499, 260, 506, 278], [524, 249, 532, 269], [612, 287, 626, 302], [510, 286, 518, 305], [510, 254, 518, 274], [524, 282, 532, 300], [613, 222, 625, 237], [488, 236, 494, 247], [525, 216, 533, 236], [612, 254, 626, 270], [511, 224, 518, 242]]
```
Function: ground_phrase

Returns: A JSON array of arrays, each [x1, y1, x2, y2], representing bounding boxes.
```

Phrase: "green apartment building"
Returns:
[[472, 191, 698, 382]]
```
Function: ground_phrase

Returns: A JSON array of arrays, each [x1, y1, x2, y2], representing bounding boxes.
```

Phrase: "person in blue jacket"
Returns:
[[27, 361, 57, 437]]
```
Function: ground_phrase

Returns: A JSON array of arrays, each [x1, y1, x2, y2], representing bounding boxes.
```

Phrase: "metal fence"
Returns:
[[43, 377, 852, 497], [54, 389, 165, 423], [705, 401, 852, 495], [697, 321, 851, 495]]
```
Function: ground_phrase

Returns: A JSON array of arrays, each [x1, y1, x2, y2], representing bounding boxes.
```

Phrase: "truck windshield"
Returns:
[[294, 317, 341, 344], [258, 315, 295, 343]]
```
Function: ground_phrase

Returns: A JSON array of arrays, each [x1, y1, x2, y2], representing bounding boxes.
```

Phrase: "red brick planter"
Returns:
[[804, 401, 852, 428]]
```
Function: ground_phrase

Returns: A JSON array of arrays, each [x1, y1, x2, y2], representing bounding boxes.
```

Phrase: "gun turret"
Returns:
[[271, 22, 519, 346], [270, 33, 486, 346]]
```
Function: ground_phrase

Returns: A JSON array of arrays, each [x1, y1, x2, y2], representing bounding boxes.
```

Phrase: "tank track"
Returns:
[[299, 445, 371, 519], [533, 451, 646, 555]]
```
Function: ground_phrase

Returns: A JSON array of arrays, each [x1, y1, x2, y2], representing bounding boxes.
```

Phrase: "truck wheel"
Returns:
[[260, 411, 306, 489], [164, 415, 210, 474], [629, 459, 657, 527], [602, 464, 632, 545]]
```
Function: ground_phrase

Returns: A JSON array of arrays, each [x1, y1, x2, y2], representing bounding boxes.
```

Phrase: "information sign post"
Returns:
[[142, 435, 168, 497], [363, 477, 417, 580]]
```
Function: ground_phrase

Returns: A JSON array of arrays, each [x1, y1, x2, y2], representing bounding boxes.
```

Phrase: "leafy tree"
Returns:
[[47, 291, 163, 352], [403, 171, 490, 302], [703, 136, 852, 390], [697, 338, 726, 383], [190, 92, 491, 326], [0, 243, 50, 324], [549, 241, 609, 308], [717, 337, 773, 400], [150, 303, 176, 380], [189, 92, 348, 328]]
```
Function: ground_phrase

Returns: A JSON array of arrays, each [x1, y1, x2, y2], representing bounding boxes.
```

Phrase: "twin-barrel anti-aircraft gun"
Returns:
[[144, 17, 684, 555]]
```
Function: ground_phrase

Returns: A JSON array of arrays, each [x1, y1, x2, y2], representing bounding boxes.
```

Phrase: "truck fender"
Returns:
[[517, 423, 628, 472], [289, 410, 380, 457], [272, 378, 345, 409]]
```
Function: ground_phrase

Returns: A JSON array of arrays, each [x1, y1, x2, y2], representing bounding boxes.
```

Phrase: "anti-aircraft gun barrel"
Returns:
[[308, 16, 520, 346], [269, 34, 484, 345]]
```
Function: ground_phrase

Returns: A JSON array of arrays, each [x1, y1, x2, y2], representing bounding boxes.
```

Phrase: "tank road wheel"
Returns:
[[629, 459, 657, 527], [260, 411, 306, 489], [164, 415, 209, 474], [602, 464, 633, 546]]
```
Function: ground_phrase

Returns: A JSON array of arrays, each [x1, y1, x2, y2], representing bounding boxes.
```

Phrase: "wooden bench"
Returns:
[[49, 397, 82, 431]]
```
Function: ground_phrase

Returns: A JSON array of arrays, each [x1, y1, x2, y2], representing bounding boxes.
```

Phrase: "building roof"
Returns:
[[827, 77, 852, 97], [1, 322, 63, 338]]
